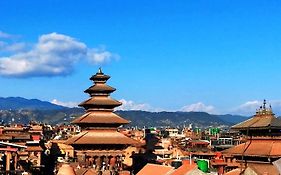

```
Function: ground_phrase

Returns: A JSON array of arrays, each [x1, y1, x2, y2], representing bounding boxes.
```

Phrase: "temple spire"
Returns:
[[98, 67, 102, 74], [263, 99, 266, 110], [256, 99, 273, 115]]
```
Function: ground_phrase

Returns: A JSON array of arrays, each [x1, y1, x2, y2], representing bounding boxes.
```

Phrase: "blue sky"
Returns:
[[0, 0, 281, 115]]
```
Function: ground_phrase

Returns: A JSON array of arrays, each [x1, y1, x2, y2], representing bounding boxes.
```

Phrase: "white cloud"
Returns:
[[116, 99, 163, 112], [117, 99, 152, 111], [87, 48, 119, 64], [0, 31, 16, 39], [231, 100, 260, 115], [181, 102, 216, 113], [0, 41, 27, 52], [117, 100, 217, 113], [0, 32, 117, 78], [232, 100, 281, 116], [51, 99, 78, 108]]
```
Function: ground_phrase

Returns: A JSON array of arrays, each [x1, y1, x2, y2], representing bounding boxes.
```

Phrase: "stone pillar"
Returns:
[[89, 156, 94, 167], [5, 151, 11, 171], [116, 156, 122, 171], [95, 156, 102, 171], [102, 156, 108, 171], [13, 153, 17, 170], [77, 152, 86, 163], [109, 156, 116, 171]]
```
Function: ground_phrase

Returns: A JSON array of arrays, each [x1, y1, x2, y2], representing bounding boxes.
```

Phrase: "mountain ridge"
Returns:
[[0, 97, 248, 127], [0, 97, 67, 110]]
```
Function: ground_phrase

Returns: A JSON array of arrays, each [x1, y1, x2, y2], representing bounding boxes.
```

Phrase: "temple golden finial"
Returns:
[[98, 67, 103, 74], [263, 99, 266, 110]]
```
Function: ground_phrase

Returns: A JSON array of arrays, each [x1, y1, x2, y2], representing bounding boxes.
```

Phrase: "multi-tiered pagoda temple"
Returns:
[[65, 68, 137, 172]]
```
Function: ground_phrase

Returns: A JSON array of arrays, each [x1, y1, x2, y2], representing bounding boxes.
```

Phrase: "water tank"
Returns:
[[171, 160, 182, 169], [197, 159, 208, 172]]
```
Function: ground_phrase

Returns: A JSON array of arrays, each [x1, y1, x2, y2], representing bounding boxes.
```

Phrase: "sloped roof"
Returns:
[[170, 160, 197, 175], [84, 84, 116, 94], [247, 163, 279, 175], [232, 101, 281, 130], [186, 168, 207, 175], [231, 113, 281, 130], [273, 158, 281, 173], [57, 164, 76, 175], [223, 139, 281, 157], [79, 96, 122, 108], [65, 129, 138, 145], [90, 70, 110, 82], [0, 141, 27, 148], [72, 111, 129, 125], [75, 168, 97, 175], [0, 135, 12, 140], [224, 168, 241, 175], [25, 146, 43, 152], [137, 163, 174, 175]]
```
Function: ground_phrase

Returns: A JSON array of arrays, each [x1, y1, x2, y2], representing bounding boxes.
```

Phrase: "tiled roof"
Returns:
[[75, 168, 97, 175], [25, 146, 43, 152], [72, 111, 129, 124], [224, 168, 241, 175], [76, 150, 125, 156], [223, 139, 281, 157], [232, 114, 281, 130], [186, 168, 207, 175], [13, 134, 31, 140], [89, 70, 110, 82], [170, 160, 197, 175], [0, 135, 12, 140], [192, 152, 216, 156], [247, 163, 279, 175], [57, 164, 76, 175], [79, 96, 122, 108], [65, 129, 138, 145], [84, 84, 116, 94], [3, 127, 24, 131], [136, 163, 174, 175]]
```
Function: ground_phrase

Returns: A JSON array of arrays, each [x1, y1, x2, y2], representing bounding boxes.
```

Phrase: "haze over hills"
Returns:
[[0, 97, 67, 110], [0, 97, 247, 127]]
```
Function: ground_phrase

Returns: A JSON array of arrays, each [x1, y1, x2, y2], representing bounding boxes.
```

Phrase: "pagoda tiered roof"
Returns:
[[65, 129, 138, 145], [84, 84, 116, 94], [66, 68, 137, 150], [79, 96, 122, 110], [72, 111, 129, 125], [74, 68, 128, 125], [231, 100, 281, 130]]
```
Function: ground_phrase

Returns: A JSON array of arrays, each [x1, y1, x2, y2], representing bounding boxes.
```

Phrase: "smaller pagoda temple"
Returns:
[[231, 99, 281, 137], [65, 68, 138, 173], [223, 100, 281, 174]]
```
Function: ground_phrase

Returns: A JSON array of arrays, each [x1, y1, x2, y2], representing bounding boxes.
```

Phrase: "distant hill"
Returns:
[[215, 114, 248, 124], [0, 97, 67, 110], [0, 97, 248, 127], [116, 111, 247, 128], [116, 111, 228, 127]]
